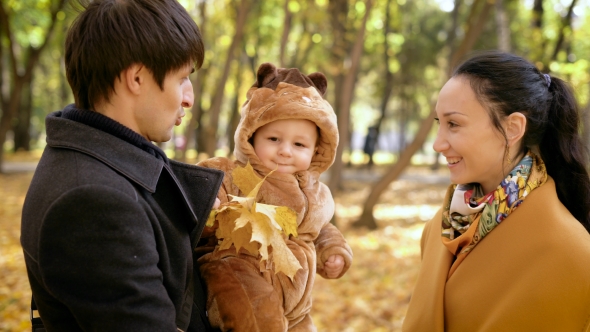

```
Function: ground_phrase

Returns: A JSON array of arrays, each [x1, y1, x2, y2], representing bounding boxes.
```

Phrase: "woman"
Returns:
[[403, 51, 590, 331]]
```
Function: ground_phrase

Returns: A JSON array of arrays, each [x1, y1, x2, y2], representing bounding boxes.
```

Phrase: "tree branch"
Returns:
[[23, 0, 67, 82], [0, 1, 18, 79], [550, 0, 577, 61]]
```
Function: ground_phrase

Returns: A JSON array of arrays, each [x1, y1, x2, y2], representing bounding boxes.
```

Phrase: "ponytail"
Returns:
[[539, 77, 590, 232]]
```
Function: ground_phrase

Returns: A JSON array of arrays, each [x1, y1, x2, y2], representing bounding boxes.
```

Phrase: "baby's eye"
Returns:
[[268, 137, 279, 142], [295, 142, 306, 147]]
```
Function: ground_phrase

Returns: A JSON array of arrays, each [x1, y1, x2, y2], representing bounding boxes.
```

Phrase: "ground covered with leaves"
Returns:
[[0, 158, 449, 332]]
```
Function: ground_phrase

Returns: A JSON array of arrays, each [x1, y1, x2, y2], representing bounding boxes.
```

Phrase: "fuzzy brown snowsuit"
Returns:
[[196, 63, 353, 332]]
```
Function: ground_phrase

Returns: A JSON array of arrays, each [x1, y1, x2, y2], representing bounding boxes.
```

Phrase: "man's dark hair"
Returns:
[[65, 0, 204, 110]]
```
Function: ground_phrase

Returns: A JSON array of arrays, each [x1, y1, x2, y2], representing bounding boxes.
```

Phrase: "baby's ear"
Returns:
[[308, 72, 327, 96], [256, 63, 278, 88]]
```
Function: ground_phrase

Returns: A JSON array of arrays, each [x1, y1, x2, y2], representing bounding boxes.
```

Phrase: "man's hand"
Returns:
[[213, 197, 221, 209], [324, 254, 345, 278]]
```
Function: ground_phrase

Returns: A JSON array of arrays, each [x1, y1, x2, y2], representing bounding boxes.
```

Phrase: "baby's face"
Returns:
[[252, 119, 318, 174]]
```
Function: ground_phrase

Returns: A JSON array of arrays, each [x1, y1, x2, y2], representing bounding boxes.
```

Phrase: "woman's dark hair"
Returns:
[[65, 0, 204, 110], [453, 50, 590, 233]]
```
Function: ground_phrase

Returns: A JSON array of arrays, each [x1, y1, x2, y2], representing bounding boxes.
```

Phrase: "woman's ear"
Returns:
[[505, 112, 527, 147]]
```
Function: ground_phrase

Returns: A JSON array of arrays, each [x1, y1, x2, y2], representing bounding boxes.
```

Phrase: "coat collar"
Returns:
[[45, 112, 164, 193]]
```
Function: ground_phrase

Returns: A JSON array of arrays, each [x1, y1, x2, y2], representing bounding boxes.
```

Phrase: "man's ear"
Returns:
[[505, 112, 527, 147], [122, 63, 146, 95]]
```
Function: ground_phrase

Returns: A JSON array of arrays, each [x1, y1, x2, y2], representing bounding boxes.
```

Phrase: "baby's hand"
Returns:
[[324, 255, 345, 278]]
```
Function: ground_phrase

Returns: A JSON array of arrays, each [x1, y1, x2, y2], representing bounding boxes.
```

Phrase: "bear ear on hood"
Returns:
[[308, 72, 328, 96], [256, 63, 278, 88]]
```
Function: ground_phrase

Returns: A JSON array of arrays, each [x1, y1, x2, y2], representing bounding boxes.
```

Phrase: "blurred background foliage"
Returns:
[[2, 0, 589, 183], [2, 0, 590, 171]]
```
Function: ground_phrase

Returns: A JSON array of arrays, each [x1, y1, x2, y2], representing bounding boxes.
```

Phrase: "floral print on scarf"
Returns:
[[441, 152, 547, 277]]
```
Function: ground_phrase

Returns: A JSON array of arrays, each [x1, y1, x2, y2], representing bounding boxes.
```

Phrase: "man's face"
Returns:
[[135, 64, 194, 142]]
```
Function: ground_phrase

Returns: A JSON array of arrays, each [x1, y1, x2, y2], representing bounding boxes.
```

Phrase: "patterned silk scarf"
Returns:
[[441, 152, 547, 278]]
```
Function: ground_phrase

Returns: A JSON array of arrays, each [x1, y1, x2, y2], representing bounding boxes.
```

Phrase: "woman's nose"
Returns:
[[432, 129, 449, 153]]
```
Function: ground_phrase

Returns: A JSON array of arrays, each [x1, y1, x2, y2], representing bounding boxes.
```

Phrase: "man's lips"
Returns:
[[175, 112, 185, 126]]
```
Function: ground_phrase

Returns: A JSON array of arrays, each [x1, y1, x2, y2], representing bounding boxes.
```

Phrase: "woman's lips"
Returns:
[[446, 157, 462, 165]]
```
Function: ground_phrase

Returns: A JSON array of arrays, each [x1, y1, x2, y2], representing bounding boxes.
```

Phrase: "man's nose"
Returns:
[[181, 82, 194, 108]]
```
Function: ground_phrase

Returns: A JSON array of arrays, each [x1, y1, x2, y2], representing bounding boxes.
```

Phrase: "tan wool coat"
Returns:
[[197, 63, 353, 332], [403, 177, 590, 331]]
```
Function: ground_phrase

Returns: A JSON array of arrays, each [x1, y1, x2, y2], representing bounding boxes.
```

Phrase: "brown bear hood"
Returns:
[[234, 63, 338, 175]]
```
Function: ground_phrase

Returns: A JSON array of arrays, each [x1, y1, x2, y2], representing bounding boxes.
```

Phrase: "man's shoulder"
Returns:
[[32, 146, 140, 200]]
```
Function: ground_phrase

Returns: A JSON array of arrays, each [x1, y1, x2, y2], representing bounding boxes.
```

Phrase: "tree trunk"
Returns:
[[180, 0, 208, 161], [495, 0, 511, 52], [371, 0, 395, 163], [0, 0, 66, 172], [328, 0, 373, 193], [532, 0, 543, 28], [279, 0, 292, 68], [449, 0, 493, 71], [13, 83, 32, 151], [289, 17, 313, 69], [204, 0, 250, 157], [549, 0, 577, 62], [353, 109, 436, 229], [326, 0, 350, 112], [582, 78, 590, 163], [353, 0, 493, 229], [227, 54, 243, 156], [398, 99, 408, 156]]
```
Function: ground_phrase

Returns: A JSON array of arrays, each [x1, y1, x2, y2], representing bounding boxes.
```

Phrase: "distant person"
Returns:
[[196, 63, 353, 331], [363, 125, 379, 168], [20, 0, 223, 330], [403, 51, 590, 331]]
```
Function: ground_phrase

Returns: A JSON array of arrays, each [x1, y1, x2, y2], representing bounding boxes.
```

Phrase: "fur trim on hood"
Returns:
[[234, 63, 338, 175]]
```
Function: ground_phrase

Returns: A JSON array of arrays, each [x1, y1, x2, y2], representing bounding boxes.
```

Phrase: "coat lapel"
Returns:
[[403, 209, 453, 331], [46, 113, 225, 248]]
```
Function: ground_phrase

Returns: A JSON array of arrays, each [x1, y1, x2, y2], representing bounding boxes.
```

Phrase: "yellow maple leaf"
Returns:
[[207, 161, 302, 280], [231, 161, 262, 196], [206, 210, 217, 227]]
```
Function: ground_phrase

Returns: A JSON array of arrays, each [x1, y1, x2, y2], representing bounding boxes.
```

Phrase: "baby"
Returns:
[[197, 63, 352, 332]]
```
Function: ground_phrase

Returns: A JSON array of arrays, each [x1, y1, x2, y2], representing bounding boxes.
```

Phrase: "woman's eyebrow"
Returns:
[[441, 111, 467, 117]]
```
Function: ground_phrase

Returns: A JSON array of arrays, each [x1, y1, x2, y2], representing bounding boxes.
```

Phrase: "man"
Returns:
[[20, 0, 223, 330]]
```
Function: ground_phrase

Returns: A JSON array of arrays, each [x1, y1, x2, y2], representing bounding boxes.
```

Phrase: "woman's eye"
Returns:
[[448, 122, 458, 128], [434, 118, 440, 125]]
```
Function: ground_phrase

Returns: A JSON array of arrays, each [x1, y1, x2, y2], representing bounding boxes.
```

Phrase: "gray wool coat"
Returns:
[[21, 110, 223, 331]]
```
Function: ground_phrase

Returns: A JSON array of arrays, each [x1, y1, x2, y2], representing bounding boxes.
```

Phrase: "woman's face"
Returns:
[[433, 76, 508, 194]]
